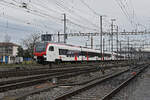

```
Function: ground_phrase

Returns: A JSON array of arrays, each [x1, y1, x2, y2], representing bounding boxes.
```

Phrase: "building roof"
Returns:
[[0, 42, 19, 47]]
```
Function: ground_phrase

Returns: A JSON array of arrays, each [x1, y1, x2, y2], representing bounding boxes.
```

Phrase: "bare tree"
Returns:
[[4, 34, 11, 42], [22, 33, 41, 58]]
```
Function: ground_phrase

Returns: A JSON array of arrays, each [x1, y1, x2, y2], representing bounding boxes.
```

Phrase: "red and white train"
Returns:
[[34, 42, 124, 64]]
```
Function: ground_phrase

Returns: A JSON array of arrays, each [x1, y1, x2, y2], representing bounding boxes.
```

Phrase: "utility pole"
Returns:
[[58, 32, 60, 43], [100, 16, 103, 60], [111, 19, 116, 54], [63, 13, 67, 43], [116, 26, 119, 61], [120, 41, 122, 58], [91, 36, 93, 49], [131, 44, 133, 60], [109, 39, 110, 52], [127, 37, 130, 60], [103, 38, 105, 60]]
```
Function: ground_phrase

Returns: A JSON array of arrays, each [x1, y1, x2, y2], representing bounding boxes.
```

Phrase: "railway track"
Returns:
[[1, 62, 147, 100], [101, 65, 148, 100], [53, 64, 148, 100], [0, 62, 133, 93], [0, 64, 101, 78], [1, 67, 128, 100], [0, 62, 129, 78], [0, 66, 103, 93], [0, 63, 132, 92]]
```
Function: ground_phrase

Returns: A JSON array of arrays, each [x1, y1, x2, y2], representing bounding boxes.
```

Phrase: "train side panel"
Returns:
[[34, 42, 125, 64]]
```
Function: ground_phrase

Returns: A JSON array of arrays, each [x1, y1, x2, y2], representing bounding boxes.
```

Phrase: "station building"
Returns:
[[0, 42, 19, 64]]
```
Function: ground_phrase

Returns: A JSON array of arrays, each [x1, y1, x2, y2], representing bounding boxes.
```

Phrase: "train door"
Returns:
[[111, 53, 116, 60], [46, 45, 56, 62]]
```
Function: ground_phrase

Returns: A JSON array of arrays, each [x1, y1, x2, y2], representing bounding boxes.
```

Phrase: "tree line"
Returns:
[[4, 33, 41, 58]]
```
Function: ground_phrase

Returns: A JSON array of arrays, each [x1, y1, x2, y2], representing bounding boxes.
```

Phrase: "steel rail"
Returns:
[[101, 64, 149, 100], [54, 64, 148, 100], [0, 62, 128, 78], [0, 67, 101, 93], [2, 63, 146, 100], [54, 69, 129, 100], [1, 68, 129, 100]]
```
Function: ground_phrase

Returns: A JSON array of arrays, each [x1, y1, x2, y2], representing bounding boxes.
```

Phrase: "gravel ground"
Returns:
[[0, 85, 36, 99], [58, 67, 127, 84], [24, 67, 129, 100], [111, 66, 150, 100], [0, 66, 128, 100], [0, 65, 44, 71], [0, 66, 94, 82], [0, 66, 128, 85], [0, 82, 59, 99], [0, 75, 35, 82], [26, 86, 82, 100], [0, 61, 128, 71], [67, 71, 131, 100], [0, 68, 116, 99]]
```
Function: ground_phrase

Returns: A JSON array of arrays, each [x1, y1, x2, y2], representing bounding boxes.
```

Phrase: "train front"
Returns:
[[34, 42, 48, 64]]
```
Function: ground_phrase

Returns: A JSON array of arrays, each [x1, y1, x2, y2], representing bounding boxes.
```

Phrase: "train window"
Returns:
[[59, 49, 68, 55], [35, 42, 47, 52], [49, 46, 54, 51]]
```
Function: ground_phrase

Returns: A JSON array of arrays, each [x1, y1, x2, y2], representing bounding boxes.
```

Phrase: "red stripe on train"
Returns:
[[34, 52, 46, 56], [87, 52, 88, 61], [75, 53, 78, 61]]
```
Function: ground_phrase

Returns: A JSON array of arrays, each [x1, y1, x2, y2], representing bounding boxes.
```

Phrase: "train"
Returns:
[[33, 42, 125, 64]]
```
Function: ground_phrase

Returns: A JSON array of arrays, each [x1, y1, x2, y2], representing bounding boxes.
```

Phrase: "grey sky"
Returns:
[[0, 0, 149, 48]]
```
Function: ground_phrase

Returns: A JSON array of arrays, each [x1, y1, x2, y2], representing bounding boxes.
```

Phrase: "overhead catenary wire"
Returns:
[[1, 0, 62, 22], [68, 19, 99, 32], [3, 0, 113, 34], [2, 0, 102, 33], [80, 0, 100, 16], [0, 0, 64, 31], [50, 0, 100, 29], [1, 0, 147, 36], [114, 0, 144, 31], [31, 0, 100, 30], [79, 0, 112, 32]]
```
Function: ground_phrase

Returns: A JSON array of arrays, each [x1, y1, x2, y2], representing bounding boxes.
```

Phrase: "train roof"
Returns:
[[38, 42, 117, 54], [40, 42, 95, 50]]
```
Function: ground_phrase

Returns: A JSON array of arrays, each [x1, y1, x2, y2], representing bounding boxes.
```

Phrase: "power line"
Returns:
[[68, 19, 98, 31], [1, 0, 62, 22], [51, 0, 100, 29], [0, 0, 63, 30], [1, 0, 108, 33], [115, 0, 143, 30], [34, 0, 100, 30], [80, 0, 100, 15]]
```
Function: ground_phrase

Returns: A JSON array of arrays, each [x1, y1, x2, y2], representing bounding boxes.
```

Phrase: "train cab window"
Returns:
[[49, 46, 54, 51]]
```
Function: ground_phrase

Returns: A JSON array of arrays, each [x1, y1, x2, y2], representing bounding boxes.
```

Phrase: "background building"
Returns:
[[0, 42, 19, 64]]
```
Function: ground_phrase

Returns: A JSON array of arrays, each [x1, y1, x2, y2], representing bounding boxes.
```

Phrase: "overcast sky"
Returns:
[[0, 0, 149, 48]]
